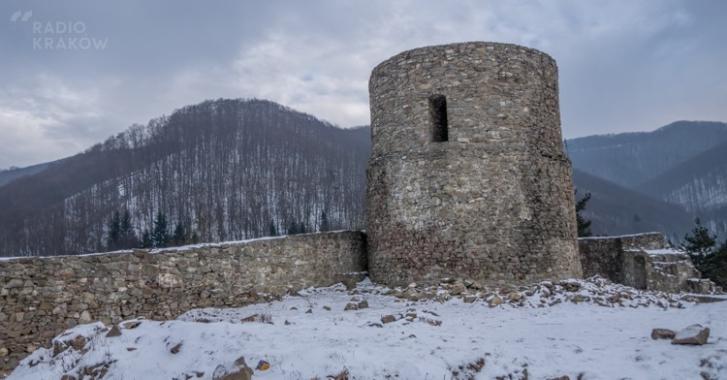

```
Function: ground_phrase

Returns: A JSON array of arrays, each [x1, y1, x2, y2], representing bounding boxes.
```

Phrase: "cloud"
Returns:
[[0, 74, 111, 167], [0, 0, 725, 167]]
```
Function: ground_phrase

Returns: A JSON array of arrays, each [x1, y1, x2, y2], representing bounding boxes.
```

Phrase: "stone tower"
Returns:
[[366, 42, 582, 286]]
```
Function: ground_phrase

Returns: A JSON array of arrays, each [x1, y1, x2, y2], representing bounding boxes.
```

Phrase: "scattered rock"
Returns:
[[344, 302, 359, 311], [467, 358, 485, 372], [463, 295, 477, 303], [126, 347, 137, 351], [216, 356, 255, 380], [323, 305, 331, 311], [330, 369, 349, 380], [234, 356, 248, 368], [256, 360, 270, 371], [221, 367, 253, 380], [488, 296, 503, 307], [381, 315, 397, 324], [69, 335, 86, 351], [52, 341, 68, 357], [358, 300, 369, 309], [170, 342, 183, 354], [106, 325, 122, 337], [561, 281, 581, 292], [651, 328, 676, 340], [60, 375, 77, 380], [122, 321, 142, 329], [548, 376, 570, 380], [450, 282, 466, 296], [240, 313, 273, 324], [507, 292, 522, 302], [672, 324, 710, 345]]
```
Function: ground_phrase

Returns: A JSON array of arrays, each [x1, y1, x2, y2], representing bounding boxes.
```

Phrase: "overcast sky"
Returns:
[[1, 0, 725, 168]]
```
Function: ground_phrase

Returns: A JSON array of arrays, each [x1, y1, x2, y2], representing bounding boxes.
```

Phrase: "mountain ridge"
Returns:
[[0, 98, 370, 257]]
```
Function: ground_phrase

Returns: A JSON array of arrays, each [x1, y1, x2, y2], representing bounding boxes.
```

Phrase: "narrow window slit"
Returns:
[[429, 95, 448, 142]]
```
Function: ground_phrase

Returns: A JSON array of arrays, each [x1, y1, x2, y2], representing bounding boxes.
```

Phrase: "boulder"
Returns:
[[672, 324, 710, 345], [488, 295, 503, 307], [343, 303, 359, 311], [381, 315, 397, 324], [106, 325, 122, 338], [650, 328, 675, 340], [69, 335, 86, 351]]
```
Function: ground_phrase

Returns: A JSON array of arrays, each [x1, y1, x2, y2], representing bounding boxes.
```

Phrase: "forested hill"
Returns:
[[0, 99, 370, 257]]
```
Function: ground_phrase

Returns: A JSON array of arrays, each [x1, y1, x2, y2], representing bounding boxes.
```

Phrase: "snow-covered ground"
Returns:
[[9, 278, 727, 380]]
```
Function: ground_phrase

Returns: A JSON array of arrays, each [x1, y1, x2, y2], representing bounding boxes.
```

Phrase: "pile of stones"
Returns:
[[376, 276, 704, 309]]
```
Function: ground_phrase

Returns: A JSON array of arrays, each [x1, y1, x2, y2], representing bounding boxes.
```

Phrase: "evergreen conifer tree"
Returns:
[[268, 220, 277, 236], [106, 211, 121, 250], [152, 211, 169, 248], [172, 223, 186, 246], [682, 218, 717, 266], [320, 211, 330, 232], [575, 190, 592, 237]]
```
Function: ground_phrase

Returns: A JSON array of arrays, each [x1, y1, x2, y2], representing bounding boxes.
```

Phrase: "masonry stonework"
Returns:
[[578, 232, 718, 293], [366, 42, 582, 286], [0, 231, 367, 374]]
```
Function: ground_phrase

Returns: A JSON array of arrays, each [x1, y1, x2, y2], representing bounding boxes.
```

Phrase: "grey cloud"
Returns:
[[0, 0, 725, 168]]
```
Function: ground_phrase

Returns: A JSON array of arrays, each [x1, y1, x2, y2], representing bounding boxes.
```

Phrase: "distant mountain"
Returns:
[[635, 141, 727, 239], [572, 169, 692, 240], [567, 121, 727, 188], [0, 161, 54, 187], [0, 99, 370, 257], [638, 141, 727, 212], [3, 104, 725, 257]]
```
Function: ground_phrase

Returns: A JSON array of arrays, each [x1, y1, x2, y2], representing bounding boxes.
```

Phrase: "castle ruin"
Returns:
[[7, 42, 713, 375], [366, 42, 583, 286]]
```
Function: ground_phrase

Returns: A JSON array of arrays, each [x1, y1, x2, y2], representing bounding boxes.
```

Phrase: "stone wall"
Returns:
[[367, 41, 582, 286], [578, 232, 716, 293], [0, 231, 367, 374]]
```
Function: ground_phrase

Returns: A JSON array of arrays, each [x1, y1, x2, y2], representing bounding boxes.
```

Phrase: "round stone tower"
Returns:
[[366, 42, 582, 286]]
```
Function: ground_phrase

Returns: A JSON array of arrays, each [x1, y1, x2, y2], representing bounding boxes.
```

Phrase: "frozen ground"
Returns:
[[8, 278, 727, 380]]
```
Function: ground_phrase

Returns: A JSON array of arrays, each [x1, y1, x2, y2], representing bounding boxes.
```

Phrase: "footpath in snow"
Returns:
[[8, 277, 727, 380]]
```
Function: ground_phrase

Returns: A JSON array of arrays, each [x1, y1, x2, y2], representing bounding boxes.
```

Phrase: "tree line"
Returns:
[[0, 99, 369, 257], [104, 208, 334, 251]]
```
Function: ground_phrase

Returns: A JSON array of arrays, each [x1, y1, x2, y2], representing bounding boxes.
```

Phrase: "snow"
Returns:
[[674, 324, 707, 340], [0, 232, 347, 261], [628, 248, 687, 256], [645, 248, 687, 256], [9, 278, 727, 380], [577, 232, 662, 240]]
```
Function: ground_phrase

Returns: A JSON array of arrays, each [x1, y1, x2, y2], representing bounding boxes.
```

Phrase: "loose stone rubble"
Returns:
[[381, 275, 704, 309]]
